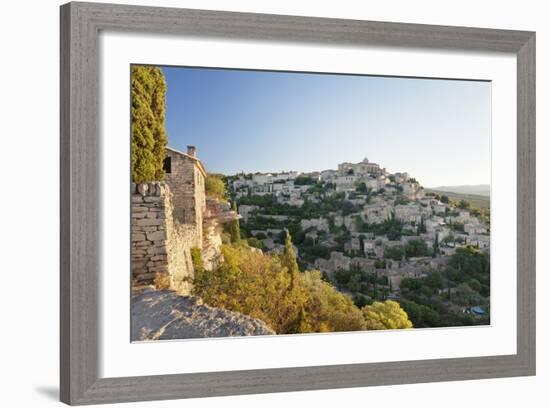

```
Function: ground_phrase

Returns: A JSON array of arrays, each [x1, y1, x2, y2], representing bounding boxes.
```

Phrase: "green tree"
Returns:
[[384, 245, 405, 261], [458, 199, 471, 209], [433, 233, 440, 257], [467, 278, 482, 292], [418, 217, 427, 234], [131, 65, 167, 182], [353, 293, 370, 308], [425, 271, 444, 289], [294, 176, 316, 185], [247, 237, 264, 250], [440, 195, 449, 203], [205, 174, 228, 201], [356, 182, 368, 193], [225, 201, 241, 244], [405, 239, 429, 258], [282, 229, 300, 291], [399, 300, 442, 327]]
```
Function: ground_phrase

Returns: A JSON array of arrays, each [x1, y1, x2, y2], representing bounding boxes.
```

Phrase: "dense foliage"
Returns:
[[355, 212, 407, 240], [191, 235, 412, 334], [334, 264, 389, 302], [192, 243, 365, 333], [397, 247, 490, 328], [131, 65, 167, 182], [238, 192, 359, 220], [205, 174, 229, 201], [293, 176, 317, 185], [363, 300, 413, 330]]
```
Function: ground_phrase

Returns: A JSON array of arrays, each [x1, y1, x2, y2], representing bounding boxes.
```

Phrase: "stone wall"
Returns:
[[131, 182, 199, 295]]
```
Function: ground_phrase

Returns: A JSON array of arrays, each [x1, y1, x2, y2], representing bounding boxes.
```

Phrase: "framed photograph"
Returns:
[[60, 2, 535, 405]]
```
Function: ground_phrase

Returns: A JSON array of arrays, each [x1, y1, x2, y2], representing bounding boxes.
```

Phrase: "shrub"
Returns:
[[247, 237, 264, 250], [190, 247, 203, 271], [404, 239, 429, 258], [362, 300, 413, 330], [205, 174, 228, 201], [193, 244, 307, 333], [301, 270, 366, 332], [458, 199, 471, 209], [192, 244, 368, 334]]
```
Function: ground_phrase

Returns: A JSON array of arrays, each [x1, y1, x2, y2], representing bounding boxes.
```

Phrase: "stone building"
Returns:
[[163, 146, 207, 242], [338, 158, 383, 176], [131, 146, 239, 295], [364, 203, 392, 224], [394, 203, 422, 224], [300, 217, 330, 233]]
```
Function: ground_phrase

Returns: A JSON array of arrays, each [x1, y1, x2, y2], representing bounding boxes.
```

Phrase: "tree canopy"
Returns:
[[226, 202, 242, 244], [205, 174, 229, 201], [281, 229, 300, 290], [131, 65, 167, 182], [191, 243, 411, 334], [192, 244, 364, 333], [362, 300, 413, 330]]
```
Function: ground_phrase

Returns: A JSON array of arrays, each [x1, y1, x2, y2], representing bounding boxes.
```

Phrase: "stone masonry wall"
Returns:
[[131, 182, 200, 295], [164, 149, 206, 242]]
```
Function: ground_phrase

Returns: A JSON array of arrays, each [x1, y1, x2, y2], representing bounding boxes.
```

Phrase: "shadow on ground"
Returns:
[[35, 386, 58, 401]]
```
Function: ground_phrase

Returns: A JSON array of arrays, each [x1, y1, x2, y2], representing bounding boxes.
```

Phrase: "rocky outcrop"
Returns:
[[132, 288, 275, 341], [201, 198, 241, 270], [201, 218, 223, 271]]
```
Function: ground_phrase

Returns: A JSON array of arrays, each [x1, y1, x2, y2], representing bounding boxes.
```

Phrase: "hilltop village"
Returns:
[[228, 157, 490, 311], [130, 66, 491, 336]]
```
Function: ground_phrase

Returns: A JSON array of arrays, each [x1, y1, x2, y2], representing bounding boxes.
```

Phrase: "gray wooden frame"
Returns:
[[60, 1, 536, 405]]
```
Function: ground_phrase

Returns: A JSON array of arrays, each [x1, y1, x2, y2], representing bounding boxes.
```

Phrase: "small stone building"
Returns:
[[132, 145, 241, 294], [163, 146, 207, 242]]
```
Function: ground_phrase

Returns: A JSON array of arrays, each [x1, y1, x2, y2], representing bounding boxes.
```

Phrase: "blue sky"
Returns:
[[161, 66, 491, 187]]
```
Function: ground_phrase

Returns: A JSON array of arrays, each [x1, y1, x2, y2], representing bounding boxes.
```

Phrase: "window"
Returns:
[[163, 157, 172, 174], [173, 207, 184, 224]]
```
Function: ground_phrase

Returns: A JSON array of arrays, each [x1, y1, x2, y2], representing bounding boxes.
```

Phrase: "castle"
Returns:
[[337, 157, 384, 176]]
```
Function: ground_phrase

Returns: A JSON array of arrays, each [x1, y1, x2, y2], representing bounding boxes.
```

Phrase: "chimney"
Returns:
[[187, 145, 196, 157]]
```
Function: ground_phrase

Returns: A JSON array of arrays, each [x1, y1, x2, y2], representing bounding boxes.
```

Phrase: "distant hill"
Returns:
[[428, 184, 490, 197], [425, 188, 490, 210]]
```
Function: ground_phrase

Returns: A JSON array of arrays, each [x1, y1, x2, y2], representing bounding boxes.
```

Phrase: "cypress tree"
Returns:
[[373, 270, 379, 300], [418, 216, 426, 234], [131, 65, 168, 182], [228, 201, 241, 243], [282, 229, 300, 290]]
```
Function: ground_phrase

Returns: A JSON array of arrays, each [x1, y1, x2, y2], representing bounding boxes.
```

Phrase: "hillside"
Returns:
[[429, 184, 490, 197], [425, 189, 490, 210]]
